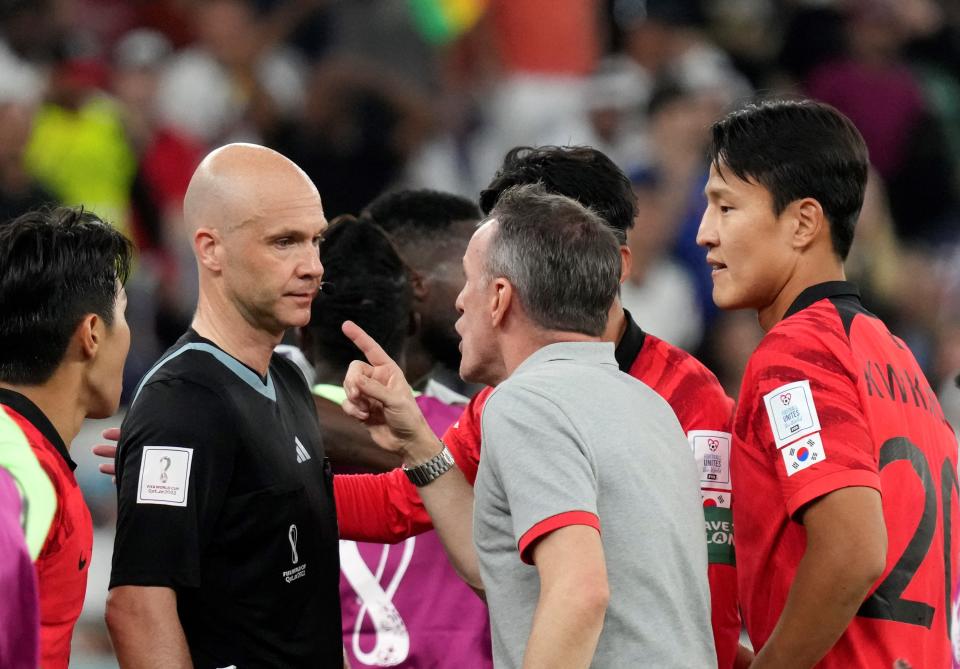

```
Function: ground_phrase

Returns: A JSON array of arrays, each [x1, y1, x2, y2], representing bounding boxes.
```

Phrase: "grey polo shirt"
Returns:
[[474, 342, 715, 668]]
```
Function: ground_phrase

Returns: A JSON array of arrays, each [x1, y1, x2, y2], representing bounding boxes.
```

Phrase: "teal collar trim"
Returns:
[[133, 343, 276, 404]]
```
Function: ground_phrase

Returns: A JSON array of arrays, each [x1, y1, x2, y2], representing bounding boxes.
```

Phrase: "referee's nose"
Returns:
[[300, 243, 324, 284]]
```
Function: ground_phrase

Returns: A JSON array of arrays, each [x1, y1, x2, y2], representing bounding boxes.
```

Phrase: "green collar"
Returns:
[[311, 384, 347, 407], [311, 383, 422, 407]]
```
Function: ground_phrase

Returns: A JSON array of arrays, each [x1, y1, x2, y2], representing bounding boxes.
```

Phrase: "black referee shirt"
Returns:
[[111, 330, 342, 668]]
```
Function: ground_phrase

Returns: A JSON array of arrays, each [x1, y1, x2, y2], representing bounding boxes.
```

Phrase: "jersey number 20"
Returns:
[[857, 437, 958, 639]]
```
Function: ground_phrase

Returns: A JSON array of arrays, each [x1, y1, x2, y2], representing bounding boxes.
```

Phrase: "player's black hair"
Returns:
[[479, 146, 637, 245], [305, 216, 412, 370], [0, 206, 134, 385], [708, 98, 868, 260], [362, 189, 481, 253]]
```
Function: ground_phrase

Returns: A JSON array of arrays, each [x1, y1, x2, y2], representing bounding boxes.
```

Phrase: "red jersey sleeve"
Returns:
[[672, 377, 739, 669], [334, 468, 432, 543], [334, 390, 490, 542], [629, 335, 740, 668], [742, 325, 881, 518], [673, 370, 739, 669], [438, 387, 491, 485]]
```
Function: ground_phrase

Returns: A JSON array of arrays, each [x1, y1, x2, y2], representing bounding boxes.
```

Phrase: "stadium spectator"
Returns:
[[23, 49, 138, 237], [155, 0, 308, 146], [0, 102, 55, 223], [269, 56, 433, 219], [802, 1, 958, 247]]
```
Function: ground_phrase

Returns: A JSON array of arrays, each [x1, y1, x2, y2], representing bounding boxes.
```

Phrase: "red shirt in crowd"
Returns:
[[489, 0, 599, 76]]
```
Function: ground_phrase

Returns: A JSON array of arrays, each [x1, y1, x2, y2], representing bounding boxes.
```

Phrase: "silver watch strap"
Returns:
[[403, 444, 455, 487]]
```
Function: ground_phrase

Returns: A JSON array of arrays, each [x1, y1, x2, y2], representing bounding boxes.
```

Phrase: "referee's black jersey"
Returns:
[[111, 330, 342, 668]]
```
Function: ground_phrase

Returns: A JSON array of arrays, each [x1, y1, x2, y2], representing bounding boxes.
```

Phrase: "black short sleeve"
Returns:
[[110, 379, 236, 589]]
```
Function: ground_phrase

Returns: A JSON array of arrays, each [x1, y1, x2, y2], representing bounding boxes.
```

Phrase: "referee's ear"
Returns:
[[194, 226, 223, 272]]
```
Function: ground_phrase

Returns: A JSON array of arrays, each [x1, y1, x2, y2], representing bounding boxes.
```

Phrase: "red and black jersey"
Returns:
[[733, 281, 959, 668], [335, 312, 741, 668], [624, 321, 739, 668], [0, 389, 92, 669]]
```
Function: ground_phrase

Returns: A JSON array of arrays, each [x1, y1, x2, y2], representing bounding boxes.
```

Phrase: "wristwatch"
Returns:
[[403, 443, 456, 487]]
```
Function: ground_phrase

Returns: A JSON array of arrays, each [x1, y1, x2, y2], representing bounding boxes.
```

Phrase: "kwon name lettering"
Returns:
[[863, 360, 946, 421]]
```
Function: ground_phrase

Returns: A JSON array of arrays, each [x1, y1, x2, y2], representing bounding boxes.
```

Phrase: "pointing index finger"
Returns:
[[342, 320, 394, 367]]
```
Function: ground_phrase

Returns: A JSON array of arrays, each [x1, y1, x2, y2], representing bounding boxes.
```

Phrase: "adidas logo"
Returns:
[[294, 437, 311, 464]]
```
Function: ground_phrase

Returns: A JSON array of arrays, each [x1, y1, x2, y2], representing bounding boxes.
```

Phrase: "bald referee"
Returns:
[[105, 145, 342, 668]]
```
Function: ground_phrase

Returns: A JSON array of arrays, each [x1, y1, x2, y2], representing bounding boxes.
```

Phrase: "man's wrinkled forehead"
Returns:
[[227, 184, 325, 235], [253, 197, 324, 227], [463, 219, 496, 268]]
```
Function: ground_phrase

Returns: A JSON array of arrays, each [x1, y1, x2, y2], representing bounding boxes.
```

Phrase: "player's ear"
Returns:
[[76, 313, 101, 360], [409, 270, 427, 302], [619, 245, 632, 284], [791, 197, 825, 252]]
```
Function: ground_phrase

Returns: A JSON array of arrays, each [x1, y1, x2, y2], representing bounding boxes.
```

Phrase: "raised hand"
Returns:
[[341, 320, 437, 463]]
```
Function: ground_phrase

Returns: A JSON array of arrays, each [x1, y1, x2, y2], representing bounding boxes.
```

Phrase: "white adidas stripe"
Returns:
[[295, 437, 311, 463]]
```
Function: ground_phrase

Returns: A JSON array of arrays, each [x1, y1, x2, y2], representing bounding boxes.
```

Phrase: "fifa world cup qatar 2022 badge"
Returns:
[[282, 524, 307, 583], [136, 447, 194, 507]]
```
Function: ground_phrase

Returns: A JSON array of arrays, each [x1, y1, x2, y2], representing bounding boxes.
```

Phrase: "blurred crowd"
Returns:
[[0, 0, 958, 662]]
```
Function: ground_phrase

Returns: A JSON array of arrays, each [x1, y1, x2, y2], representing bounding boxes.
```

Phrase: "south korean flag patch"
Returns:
[[763, 379, 822, 449], [700, 490, 731, 508], [781, 432, 826, 476]]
